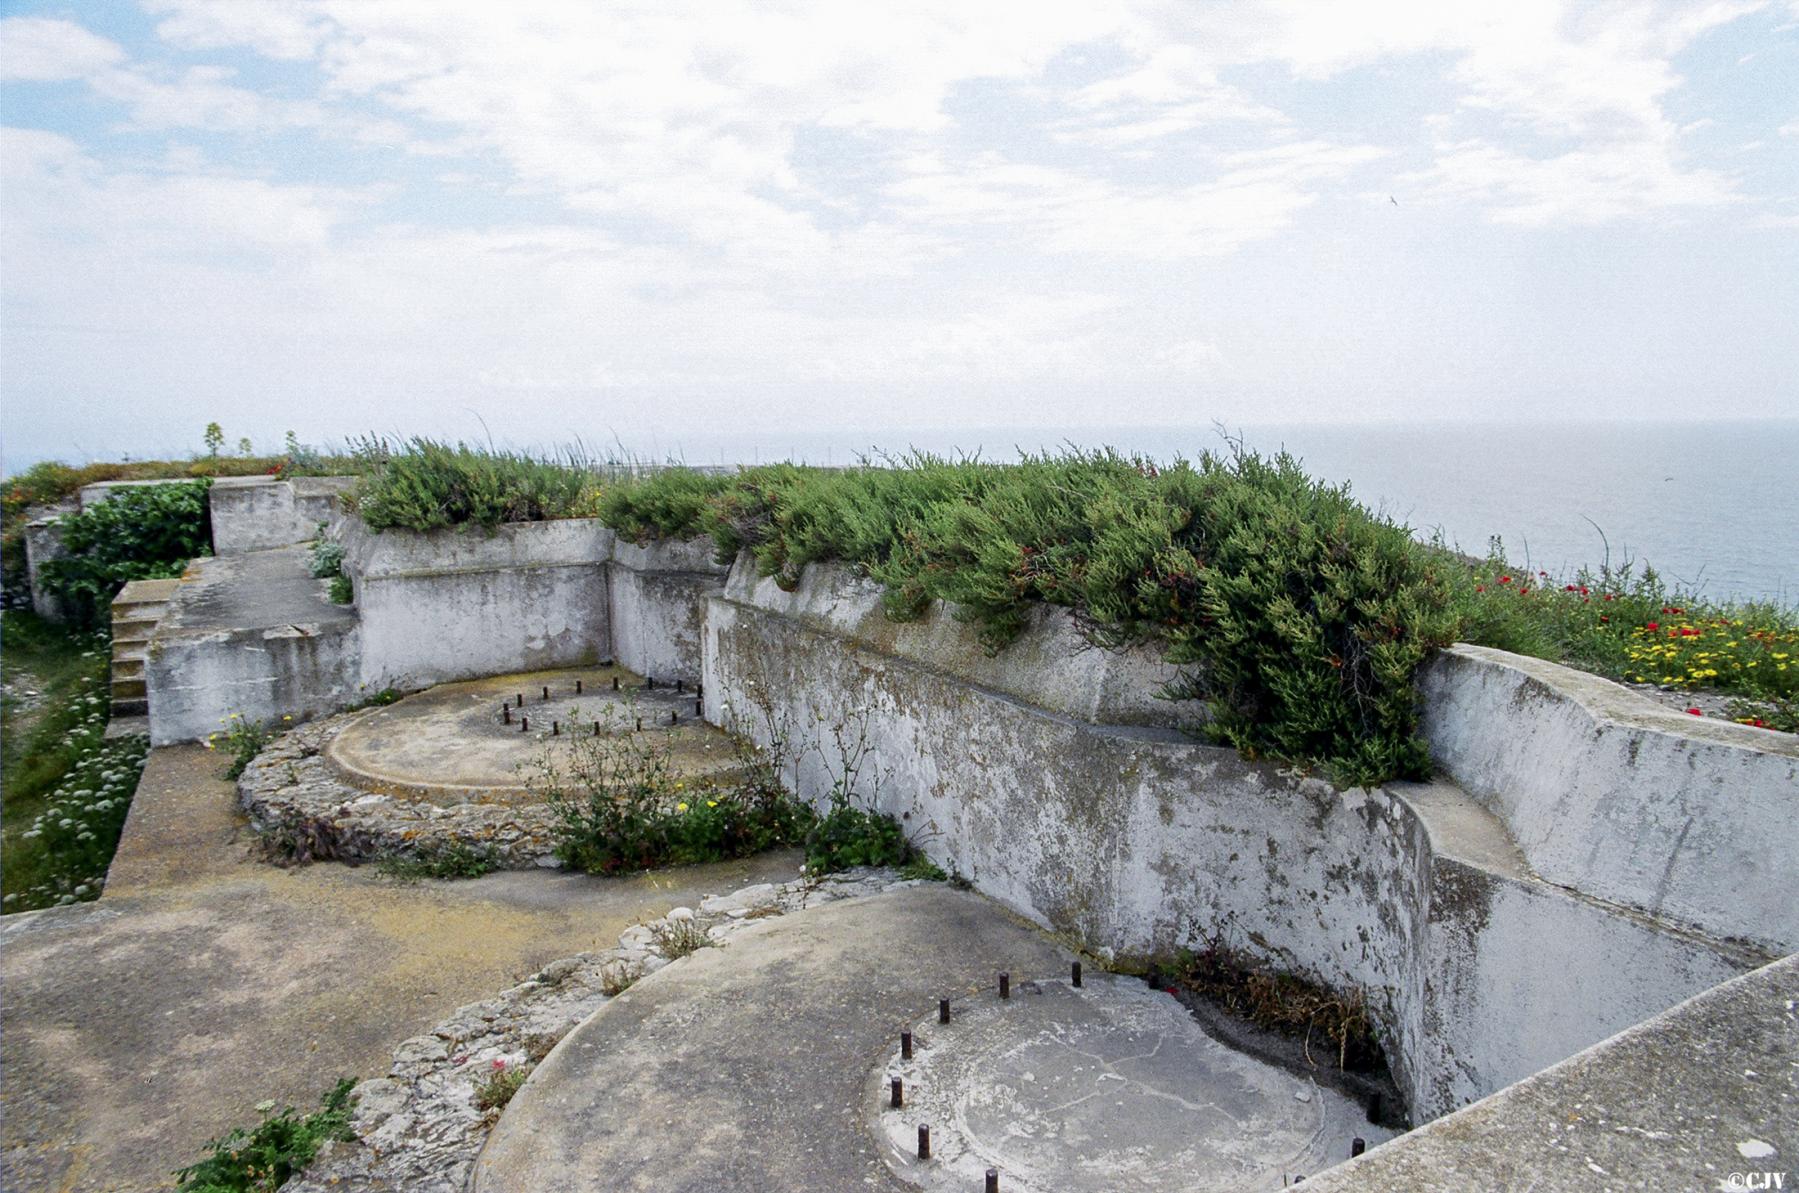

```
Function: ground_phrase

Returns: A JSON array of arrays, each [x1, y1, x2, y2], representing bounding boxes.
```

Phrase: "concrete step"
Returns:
[[110, 698, 148, 718], [112, 656, 145, 681], [111, 678, 147, 702], [104, 713, 149, 739]]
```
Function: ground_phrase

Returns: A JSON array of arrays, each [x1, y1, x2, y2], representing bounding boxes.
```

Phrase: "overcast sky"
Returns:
[[2, 1, 1796, 468]]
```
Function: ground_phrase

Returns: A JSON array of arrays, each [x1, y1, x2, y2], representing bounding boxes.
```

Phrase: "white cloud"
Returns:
[[0, 17, 125, 80], [144, 0, 333, 61]]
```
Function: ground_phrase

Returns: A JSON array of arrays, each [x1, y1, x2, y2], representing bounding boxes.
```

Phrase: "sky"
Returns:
[[1, 0, 1796, 468]]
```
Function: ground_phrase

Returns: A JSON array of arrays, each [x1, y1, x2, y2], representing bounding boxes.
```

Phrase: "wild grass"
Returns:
[[346, 437, 604, 532], [173, 1079, 354, 1192]]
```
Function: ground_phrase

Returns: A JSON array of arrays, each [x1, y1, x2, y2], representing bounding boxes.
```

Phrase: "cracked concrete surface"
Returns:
[[876, 973, 1392, 1192]]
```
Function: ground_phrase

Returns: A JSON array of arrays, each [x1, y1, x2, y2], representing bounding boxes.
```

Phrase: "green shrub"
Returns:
[[597, 449, 1461, 786], [598, 468, 731, 543], [804, 803, 912, 873], [37, 481, 213, 627], [348, 438, 603, 532], [209, 713, 276, 780], [173, 1079, 354, 1192], [307, 538, 344, 579], [473, 1063, 529, 1112], [533, 713, 810, 875]]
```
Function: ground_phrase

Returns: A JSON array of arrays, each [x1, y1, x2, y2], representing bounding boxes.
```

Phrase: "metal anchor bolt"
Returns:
[[694, 699, 702, 715], [890, 1077, 903, 1109], [900, 1030, 912, 1060], [999, 973, 1010, 1000], [552, 721, 559, 736], [576, 679, 583, 694], [676, 679, 684, 692], [1072, 961, 1082, 988], [593, 721, 601, 736], [520, 715, 529, 732], [1352, 1138, 1366, 1157], [986, 1170, 999, 1193], [917, 1125, 930, 1160], [939, 999, 950, 1025], [613, 676, 620, 691], [503, 705, 511, 724], [542, 686, 549, 701]]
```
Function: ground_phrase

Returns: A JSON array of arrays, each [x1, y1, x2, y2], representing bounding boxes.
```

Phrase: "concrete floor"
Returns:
[[473, 888, 1391, 1193], [0, 744, 803, 1193]]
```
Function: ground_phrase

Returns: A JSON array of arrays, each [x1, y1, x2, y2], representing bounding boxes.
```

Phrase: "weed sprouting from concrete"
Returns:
[[173, 1078, 355, 1192], [650, 916, 712, 959]]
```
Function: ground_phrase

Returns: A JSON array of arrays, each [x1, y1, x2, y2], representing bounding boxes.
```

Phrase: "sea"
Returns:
[[616, 419, 1798, 606]]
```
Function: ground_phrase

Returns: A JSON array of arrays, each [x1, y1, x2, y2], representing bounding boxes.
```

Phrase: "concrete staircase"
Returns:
[[110, 579, 180, 732]]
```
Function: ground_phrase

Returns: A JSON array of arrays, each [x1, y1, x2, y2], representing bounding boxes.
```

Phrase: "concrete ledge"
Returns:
[[1420, 644, 1799, 954], [1304, 952, 1799, 1192]]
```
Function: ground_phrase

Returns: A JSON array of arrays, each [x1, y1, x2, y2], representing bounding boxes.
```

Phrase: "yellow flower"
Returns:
[[676, 802, 688, 812], [707, 799, 718, 808]]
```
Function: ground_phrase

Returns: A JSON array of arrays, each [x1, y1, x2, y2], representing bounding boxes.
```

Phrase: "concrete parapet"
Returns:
[[209, 476, 356, 554], [339, 514, 613, 690], [1420, 643, 1799, 955]]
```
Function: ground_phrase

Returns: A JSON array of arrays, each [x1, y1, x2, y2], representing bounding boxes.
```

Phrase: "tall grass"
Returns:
[[346, 437, 604, 531]]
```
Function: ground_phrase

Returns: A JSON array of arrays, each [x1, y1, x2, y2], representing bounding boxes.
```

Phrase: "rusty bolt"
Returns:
[[890, 1077, 903, 1109], [917, 1125, 930, 1160]]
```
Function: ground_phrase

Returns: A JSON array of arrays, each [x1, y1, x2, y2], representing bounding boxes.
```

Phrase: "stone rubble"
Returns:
[[238, 714, 565, 868], [281, 867, 915, 1193]]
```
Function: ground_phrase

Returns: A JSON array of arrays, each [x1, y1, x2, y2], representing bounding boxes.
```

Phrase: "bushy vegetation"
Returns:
[[173, 1080, 354, 1193], [36, 480, 214, 627], [602, 449, 1461, 785], [1, 611, 146, 913], [533, 711, 811, 875], [347, 437, 603, 532]]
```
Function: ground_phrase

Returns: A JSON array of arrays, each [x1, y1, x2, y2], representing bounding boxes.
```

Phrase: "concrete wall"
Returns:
[[339, 514, 613, 690], [701, 558, 1770, 1121], [606, 538, 729, 684], [1419, 644, 1799, 955], [144, 551, 362, 746], [209, 476, 356, 555], [22, 518, 70, 622]]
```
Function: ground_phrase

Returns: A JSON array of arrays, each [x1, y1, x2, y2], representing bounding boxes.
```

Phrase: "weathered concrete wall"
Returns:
[[702, 559, 1768, 1121], [339, 515, 613, 691], [1419, 644, 1799, 955], [22, 517, 70, 622], [144, 550, 361, 746], [209, 476, 356, 555], [606, 538, 729, 684], [1307, 953, 1799, 1193]]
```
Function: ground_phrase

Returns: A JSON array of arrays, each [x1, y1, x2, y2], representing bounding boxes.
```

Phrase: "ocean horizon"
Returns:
[[610, 417, 1799, 606], [7, 418, 1793, 605]]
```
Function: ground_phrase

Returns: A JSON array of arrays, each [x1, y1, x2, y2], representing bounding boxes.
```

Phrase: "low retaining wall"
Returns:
[[606, 539, 729, 684], [702, 559, 1770, 1120], [210, 476, 356, 555], [1420, 644, 1798, 955], [339, 515, 614, 690]]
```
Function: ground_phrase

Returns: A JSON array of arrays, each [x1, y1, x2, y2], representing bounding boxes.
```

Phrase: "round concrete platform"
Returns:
[[325, 667, 737, 803], [875, 974, 1392, 1192], [473, 887, 1389, 1192]]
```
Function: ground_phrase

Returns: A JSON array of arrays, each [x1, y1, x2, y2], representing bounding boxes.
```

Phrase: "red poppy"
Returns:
[[1686, 708, 1702, 716], [1645, 622, 1659, 631], [1499, 576, 1512, 584]]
